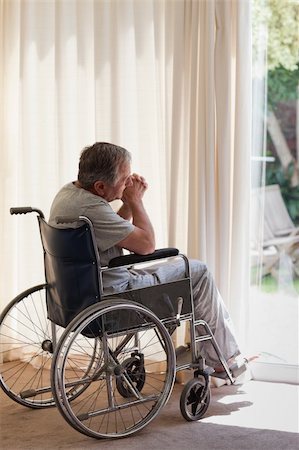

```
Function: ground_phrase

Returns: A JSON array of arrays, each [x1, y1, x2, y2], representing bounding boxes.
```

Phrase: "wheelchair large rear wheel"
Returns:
[[0, 284, 99, 408], [52, 299, 176, 439], [0, 285, 62, 408]]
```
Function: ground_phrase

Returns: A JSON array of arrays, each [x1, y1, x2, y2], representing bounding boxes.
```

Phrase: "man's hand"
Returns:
[[121, 173, 148, 205], [117, 173, 155, 255]]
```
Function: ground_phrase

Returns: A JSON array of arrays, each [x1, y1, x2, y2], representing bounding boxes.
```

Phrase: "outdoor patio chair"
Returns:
[[250, 185, 299, 277], [264, 184, 299, 238]]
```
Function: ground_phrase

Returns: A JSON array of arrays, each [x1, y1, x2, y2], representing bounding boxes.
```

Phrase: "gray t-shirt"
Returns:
[[49, 182, 134, 292]]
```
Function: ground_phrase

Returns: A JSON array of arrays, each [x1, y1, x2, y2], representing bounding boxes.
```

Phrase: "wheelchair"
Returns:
[[0, 207, 234, 439]]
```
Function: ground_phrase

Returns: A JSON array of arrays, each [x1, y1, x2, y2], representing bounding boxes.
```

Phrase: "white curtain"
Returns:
[[0, 0, 251, 347], [182, 1, 252, 345]]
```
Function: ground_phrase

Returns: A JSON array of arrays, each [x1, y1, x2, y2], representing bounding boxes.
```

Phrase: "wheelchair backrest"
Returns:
[[38, 217, 101, 328]]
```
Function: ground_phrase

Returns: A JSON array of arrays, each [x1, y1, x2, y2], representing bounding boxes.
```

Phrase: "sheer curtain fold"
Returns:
[[185, 0, 251, 343], [230, 1, 252, 339], [215, 0, 234, 300], [218, 0, 251, 343], [0, 0, 251, 345]]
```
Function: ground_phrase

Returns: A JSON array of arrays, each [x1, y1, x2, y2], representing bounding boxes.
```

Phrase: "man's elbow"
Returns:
[[139, 245, 155, 255], [147, 245, 156, 255], [139, 239, 155, 255]]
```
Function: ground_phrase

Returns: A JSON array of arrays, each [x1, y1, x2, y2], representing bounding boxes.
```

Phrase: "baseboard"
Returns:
[[250, 361, 299, 385]]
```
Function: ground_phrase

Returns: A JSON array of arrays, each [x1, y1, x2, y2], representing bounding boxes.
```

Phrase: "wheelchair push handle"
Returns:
[[10, 207, 45, 219]]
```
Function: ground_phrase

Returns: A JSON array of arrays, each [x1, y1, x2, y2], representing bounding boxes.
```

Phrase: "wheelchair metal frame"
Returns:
[[0, 207, 234, 439]]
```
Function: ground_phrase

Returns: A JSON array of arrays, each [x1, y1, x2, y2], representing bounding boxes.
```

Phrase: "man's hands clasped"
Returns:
[[122, 173, 148, 205]]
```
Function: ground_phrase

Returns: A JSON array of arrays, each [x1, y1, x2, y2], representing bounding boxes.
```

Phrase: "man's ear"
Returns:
[[93, 180, 105, 196]]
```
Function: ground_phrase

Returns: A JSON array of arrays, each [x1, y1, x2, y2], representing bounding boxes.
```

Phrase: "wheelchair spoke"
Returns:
[[0, 285, 62, 408], [52, 300, 175, 439]]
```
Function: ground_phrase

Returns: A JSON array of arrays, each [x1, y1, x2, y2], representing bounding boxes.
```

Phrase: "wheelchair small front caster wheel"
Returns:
[[180, 377, 210, 421], [116, 356, 146, 398]]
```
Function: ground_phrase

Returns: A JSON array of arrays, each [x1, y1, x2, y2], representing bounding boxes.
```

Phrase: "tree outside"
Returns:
[[253, 0, 299, 224], [252, 0, 299, 290], [249, 2, 299, 369]]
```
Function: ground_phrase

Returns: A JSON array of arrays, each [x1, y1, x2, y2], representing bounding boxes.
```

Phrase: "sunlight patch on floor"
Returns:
[[201, 380, 299, 433]]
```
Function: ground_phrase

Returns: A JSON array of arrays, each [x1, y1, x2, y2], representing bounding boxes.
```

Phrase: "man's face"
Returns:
[[104, 162, 132, 202]]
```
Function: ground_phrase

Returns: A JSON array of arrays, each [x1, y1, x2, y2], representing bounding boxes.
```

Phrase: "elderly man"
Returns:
[[49, 142, 246, 375]]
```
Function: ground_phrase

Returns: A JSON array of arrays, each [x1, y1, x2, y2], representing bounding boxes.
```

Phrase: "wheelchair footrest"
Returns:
[[209, 361, 247, 380]]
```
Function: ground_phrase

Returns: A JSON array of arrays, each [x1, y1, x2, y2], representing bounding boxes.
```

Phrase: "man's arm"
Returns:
[[117, 203, 132, 220], [116, 175, 155, 255]]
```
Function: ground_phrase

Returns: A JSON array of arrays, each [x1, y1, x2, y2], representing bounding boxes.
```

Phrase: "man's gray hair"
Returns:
[[78, 142, 131, 189]]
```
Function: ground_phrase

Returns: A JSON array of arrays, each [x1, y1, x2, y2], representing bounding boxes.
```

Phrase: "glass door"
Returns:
[[249, 0, 299, 383]]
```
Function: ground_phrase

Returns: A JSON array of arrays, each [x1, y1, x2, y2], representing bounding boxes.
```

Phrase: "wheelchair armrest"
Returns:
[[108, 248, 179, 268]]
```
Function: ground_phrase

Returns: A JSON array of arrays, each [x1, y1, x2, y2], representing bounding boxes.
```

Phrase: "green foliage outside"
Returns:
[[251, 0, 299, 286], [252, 0, 299, 72], [260, 273, 299, 294], [253, 0, 299, 224], [267, 64, 299, 110], [266, 61, 299, 224]]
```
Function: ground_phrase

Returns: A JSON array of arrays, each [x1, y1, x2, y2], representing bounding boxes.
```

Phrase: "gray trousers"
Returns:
[[104, 258, 240, 368]]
